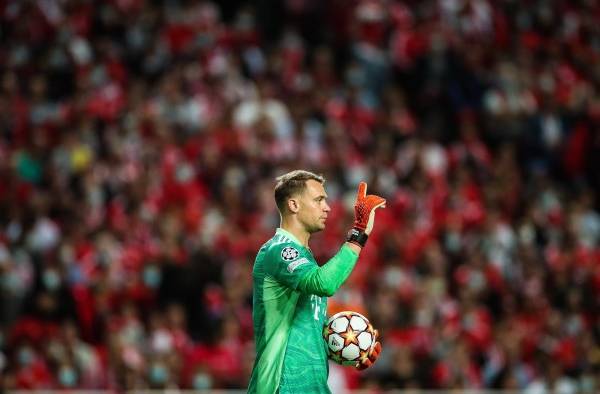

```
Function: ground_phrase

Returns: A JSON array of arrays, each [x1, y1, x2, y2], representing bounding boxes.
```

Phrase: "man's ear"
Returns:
[[287, 198, 300, 214]]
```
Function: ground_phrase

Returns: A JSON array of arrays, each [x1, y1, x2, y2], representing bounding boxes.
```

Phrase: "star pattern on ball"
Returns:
[[324, 311, 377, 366], [343, 328, 359, 347], [359, 349, 370, 364], [330, 352, 343, 364]]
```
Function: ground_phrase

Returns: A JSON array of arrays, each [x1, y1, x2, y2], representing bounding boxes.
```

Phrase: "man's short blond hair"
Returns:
[[274, 170, 325, 214]]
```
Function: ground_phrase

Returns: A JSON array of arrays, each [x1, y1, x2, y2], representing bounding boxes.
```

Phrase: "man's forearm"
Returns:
[[344, 242, 362, 255], [297, 244, 359, 297]]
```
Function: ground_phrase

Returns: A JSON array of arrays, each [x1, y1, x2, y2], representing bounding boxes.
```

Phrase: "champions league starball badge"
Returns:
[[281, 247, 300, 261]]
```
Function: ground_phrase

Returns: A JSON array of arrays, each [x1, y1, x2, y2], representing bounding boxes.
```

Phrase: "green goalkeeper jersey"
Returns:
[[248, 228, 359, 394]]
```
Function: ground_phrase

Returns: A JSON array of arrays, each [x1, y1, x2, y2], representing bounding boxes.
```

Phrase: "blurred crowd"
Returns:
[[0, 0, 599, 392]]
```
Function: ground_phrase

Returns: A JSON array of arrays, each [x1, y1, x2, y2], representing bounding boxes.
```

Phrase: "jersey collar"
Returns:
[[275, 228, 303, 247]]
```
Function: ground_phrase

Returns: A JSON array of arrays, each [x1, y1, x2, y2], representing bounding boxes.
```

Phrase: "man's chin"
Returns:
[[308, 224, 326, 234]]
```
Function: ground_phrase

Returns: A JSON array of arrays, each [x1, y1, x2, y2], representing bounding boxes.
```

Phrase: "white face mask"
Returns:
[[149, 363, 168, 384], [43, 269, 61, 290], [58, 365, 77, 387], [17, 347, 34, 366], [143, 266, 161, 288], [193, 372, 212, 389]]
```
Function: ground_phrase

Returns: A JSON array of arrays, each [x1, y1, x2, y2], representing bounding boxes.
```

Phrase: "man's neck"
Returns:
[[280, 220, 310, 248]]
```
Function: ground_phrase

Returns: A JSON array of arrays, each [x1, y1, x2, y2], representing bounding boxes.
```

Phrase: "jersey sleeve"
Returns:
[[263, 242, 317, 290], [297, 243, 358, 297]]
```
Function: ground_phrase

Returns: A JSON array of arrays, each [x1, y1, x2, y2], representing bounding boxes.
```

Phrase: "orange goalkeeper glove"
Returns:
[[346, 182, 386, 247]]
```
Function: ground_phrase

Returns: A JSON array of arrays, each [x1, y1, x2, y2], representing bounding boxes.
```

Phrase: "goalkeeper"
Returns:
[[248, 170, 385, 394]]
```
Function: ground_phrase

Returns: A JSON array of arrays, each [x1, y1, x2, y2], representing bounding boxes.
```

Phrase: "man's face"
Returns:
[[297, 180, 331, 233]]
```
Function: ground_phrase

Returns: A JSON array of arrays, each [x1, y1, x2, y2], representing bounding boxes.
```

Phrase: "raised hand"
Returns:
[[353, 182, 386, 235]]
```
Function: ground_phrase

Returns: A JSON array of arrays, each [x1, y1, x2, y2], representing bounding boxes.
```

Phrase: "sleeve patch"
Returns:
[[281, 246, 300, 261], [287, 257, 309, 273]]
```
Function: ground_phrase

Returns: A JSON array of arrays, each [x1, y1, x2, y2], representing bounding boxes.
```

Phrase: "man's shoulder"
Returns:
[[257, 234, 311, 268], [261, 233, 302, 258]]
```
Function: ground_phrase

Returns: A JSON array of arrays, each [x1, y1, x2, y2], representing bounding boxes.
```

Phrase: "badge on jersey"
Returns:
[[287, 258, 309, 273], [281, 246, 300, 261]]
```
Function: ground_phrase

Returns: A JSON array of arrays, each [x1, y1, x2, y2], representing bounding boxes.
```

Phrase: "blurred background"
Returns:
[[0, 0, 599, 392]]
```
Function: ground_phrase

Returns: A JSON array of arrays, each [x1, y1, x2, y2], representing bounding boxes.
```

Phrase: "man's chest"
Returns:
[[296, 293, 328, 325]]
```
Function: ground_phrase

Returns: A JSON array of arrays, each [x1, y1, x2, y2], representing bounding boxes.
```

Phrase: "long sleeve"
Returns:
[[297, 244, 359, 297]]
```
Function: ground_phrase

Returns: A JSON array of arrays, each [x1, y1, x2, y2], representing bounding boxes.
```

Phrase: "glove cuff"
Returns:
[[346, 228, 368, 248]]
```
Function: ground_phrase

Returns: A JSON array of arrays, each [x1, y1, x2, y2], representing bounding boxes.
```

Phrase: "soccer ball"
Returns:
[[323, 311, 376, 366]]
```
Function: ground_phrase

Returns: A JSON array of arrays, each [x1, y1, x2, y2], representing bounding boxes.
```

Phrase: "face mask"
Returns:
[[98, 251, 111, 266], [0, 245, 9, 263], [580, 375, 594, 393], [149, 363, 168, 384], [468, 271, 486, 291], [7, 221, 22, 242], [1, 272, 19, 291], [193, 372, 212, 390], [60, 245, 74, 265], [347, 67, 365, 87], [18, 347, 34, 366], [43, 269, 61, 290], [445, 232, 461, 253], [143, 266, 161, 288], [175, 164, 193, 183], [59, 366, 77, 387]]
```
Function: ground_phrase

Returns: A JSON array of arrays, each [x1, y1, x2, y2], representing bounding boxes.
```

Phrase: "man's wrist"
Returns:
[[346, 228, 368, 248], [344, 242, 362, 255]]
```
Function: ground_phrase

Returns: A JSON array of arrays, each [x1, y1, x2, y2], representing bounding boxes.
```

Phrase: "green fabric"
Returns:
[[297, 244, 358, 296], [248, 229, 358, 394]]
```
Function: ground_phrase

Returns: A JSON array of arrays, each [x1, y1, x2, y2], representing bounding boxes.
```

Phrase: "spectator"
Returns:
[[0, 0, 598, 391]]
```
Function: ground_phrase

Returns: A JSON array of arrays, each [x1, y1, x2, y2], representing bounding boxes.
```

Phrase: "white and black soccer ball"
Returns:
[[323, 311, 376, 366]]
